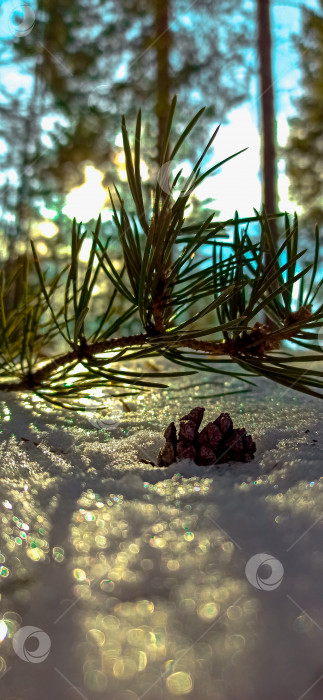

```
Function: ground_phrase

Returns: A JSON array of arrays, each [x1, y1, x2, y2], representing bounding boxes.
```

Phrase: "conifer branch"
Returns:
[[1, 100, 322, 408]]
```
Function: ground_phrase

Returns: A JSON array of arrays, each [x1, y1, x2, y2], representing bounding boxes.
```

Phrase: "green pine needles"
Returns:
[[1, 96, 323, 410]]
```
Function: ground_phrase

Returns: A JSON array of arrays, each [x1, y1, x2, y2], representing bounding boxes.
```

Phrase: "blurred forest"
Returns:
[[0, 0, 253, 251], [284, 0, 323, 226], [0, 0, 322, 335]]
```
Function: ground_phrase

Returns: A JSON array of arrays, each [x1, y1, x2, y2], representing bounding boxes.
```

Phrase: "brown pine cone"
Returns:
[[157, 407, 256, 468], [213, 412, 233, 436], [157, 421, 177, 467], [179, 407, 205, 442]]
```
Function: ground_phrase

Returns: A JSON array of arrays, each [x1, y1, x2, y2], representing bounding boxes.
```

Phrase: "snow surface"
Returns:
[[0, 373, 323, 700]]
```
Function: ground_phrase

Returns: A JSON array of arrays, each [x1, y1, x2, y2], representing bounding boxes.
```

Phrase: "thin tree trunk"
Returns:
[[16, 1, 43, 246], [257, 0, 279, 254], [153, 0, 173, 330], [16, 73, 39, 244], [154, 0, 171, 167]]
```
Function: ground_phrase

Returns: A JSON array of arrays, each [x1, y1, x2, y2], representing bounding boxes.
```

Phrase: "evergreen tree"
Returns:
[[105, 0, 254, 169], [284, 1, 323, 225], [1, 0, 254, 224]]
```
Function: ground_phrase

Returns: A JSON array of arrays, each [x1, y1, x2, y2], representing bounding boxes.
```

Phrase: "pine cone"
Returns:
[[177, 443, 197, 461], [176, 406, 204, 462], [179, 407, 205, 441], [157, 407, 256, 467], [197, 422, 222, 464], [213, 412, 233, 436], [157, 421, 177, 467]]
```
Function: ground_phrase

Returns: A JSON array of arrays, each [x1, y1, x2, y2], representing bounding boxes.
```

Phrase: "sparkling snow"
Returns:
[[0, 373, 323, 699]]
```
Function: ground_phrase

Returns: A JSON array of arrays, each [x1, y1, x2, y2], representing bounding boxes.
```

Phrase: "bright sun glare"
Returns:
[[36, 109, 300, 247], [37, 221, 58, 238], [63, 165, 108, 223]]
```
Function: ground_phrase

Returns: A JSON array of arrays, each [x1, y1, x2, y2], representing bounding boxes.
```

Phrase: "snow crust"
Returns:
[[0, 374, 323, 699]]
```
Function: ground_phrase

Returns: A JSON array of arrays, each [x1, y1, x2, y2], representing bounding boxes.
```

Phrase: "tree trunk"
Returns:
[[257, 0, 279, 253], [154, 0, 172, 167], [16, 62, 40, 246]]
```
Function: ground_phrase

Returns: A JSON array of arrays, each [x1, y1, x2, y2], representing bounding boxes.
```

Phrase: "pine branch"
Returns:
[[0, 318, 312, 393], [1, 99, 323, 408]]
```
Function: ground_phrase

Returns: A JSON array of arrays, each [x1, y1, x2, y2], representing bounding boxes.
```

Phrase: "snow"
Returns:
[[0, 373, 323, 699]]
